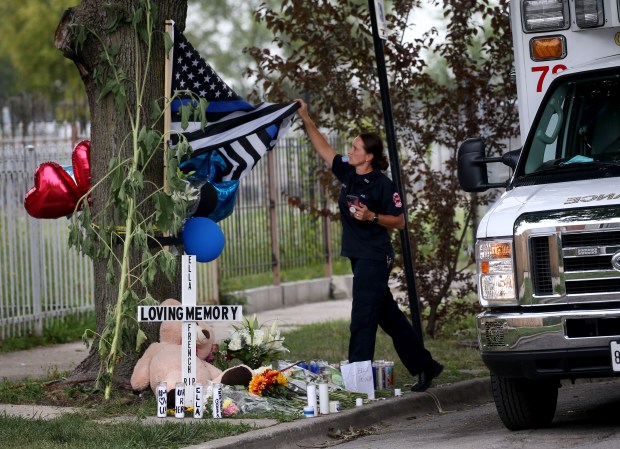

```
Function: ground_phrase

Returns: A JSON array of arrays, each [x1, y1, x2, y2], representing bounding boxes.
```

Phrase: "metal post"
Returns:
[[322, 191, 333, 278], [267, 151, 281, 285], [26, 145, 43, 336], [367, 0, 424, 340]]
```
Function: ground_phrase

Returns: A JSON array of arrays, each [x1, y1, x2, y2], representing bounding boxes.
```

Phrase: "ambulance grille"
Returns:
[[562, 230, 620, 295], [516, 207, 620, 305], [531, 237, 553, 295]]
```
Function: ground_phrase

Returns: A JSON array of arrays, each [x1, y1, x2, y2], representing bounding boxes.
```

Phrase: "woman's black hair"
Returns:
[[359, 132, 389, 171]]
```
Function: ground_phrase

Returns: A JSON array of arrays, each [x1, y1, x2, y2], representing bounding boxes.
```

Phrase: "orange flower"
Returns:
[[249, 375, 267, 395], [249, 369, 288, 397]]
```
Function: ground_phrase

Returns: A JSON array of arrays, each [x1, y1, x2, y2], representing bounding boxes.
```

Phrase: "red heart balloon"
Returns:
[[72, 140, 91, 197], [24, 162, 80, 219]]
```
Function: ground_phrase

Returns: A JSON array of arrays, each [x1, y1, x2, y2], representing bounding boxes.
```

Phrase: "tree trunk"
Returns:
[[55, 0, 188, 386]]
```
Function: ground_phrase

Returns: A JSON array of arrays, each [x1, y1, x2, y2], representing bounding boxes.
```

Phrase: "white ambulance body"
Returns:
[[514, 0, 620, 138], [457, 0, 620, 431]]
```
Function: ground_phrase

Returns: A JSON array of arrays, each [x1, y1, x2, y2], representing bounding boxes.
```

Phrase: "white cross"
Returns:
[[138, 255, 242, 411]]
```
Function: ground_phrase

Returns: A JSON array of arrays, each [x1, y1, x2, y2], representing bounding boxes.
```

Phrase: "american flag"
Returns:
[[170, 25, 299, 182]]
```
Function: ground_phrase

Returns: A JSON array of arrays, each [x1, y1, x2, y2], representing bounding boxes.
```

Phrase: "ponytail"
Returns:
[[359, 132, 389, 171]]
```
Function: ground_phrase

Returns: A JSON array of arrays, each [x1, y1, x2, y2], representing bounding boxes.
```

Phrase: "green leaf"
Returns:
[[154, 192, 174, 231], [74, 24, 88, 52], [97, 78, 119, 103], [138, 126, 159, 158], [108, 45, 120, 58], [173, 138, 192, 161], [131, 168, 144, 190], [133, 226, 148, 251], [141, 249, 156, 286], [81, 329, 93, 350], [199, 98, 209, 129], [114, 83, 127, 114], [180, 102, 191, 130], [103, 3, 123, 32], [132, 7, 144, 28], [150, 99, 162, 121], [159, 250, 177, 282], [137, 25, 149, 46], [108, 156, 119, 172], [106, 257, 116, 285], [141, 293, 158, 306], [136, 329, 148, 352], [164, 32, 173, 56]]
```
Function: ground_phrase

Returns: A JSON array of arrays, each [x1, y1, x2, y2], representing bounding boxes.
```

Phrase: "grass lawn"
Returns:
[[0, 319, 487, 449], [284, 319, 487, 389]]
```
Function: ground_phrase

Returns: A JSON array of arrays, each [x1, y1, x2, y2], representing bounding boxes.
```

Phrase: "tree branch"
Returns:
[[55, 8, 89, 78]]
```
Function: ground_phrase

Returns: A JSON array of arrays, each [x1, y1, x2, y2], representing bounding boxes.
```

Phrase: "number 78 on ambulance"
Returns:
[[514, 0, 620, 138]]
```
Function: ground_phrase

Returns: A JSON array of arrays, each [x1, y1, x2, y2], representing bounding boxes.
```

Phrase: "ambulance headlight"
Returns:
[[522, 0, 570, 33], [477, 240, 517, 306], [575, 0, 605, 28]]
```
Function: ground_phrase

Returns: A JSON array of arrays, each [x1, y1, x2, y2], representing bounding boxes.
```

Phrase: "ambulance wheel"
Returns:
[[490, 372, 558, 431]]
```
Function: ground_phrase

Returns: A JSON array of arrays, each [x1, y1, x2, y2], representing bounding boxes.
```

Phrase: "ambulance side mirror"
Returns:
[[502, 149, 521, 170], [457, 138, 513, 192]]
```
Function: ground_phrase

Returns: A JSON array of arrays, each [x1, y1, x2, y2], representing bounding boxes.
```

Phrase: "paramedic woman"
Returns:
[[294, 99, 443, 392]]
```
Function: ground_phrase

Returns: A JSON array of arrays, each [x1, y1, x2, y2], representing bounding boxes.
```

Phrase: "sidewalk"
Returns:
[[0, 297, 493, 448]]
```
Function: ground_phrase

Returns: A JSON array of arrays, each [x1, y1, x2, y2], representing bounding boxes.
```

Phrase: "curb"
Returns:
[[182, 377, 492, 449]]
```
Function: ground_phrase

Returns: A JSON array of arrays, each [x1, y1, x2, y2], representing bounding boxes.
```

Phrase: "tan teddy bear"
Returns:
[[131, 299, 252, 404]]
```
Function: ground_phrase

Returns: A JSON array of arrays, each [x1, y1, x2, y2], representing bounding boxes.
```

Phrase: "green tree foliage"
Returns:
[[0, 55, 16, 95], [187, 0, 281, 95], [246, 0, 518, 336], [0, 0, 83, 102]]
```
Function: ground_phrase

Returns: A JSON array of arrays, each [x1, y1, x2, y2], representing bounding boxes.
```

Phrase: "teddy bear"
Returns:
[[130, 298, 253, 404]]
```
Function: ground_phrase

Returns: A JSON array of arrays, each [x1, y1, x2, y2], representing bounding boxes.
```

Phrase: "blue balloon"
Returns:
[[182, 217, 225, 263]]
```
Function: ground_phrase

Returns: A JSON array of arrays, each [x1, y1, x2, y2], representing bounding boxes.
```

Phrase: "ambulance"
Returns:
[[457, 0, 620, 430]]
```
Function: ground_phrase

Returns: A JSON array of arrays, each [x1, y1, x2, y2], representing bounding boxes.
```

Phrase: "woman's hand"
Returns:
[[293, 98, 310, 121], [352, 204, 404, 229], [353, 203, 370, 221]]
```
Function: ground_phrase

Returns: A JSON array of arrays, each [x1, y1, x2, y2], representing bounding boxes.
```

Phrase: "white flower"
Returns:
[[228, 334, 242, 351], [252, 329, 265, 346], [240, 328, 251, 341], [269, 321, 278, 337], [171, 181, 200, 202]]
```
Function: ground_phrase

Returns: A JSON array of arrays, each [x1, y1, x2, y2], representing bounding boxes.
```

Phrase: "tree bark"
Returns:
[[55, 0, 188, 386]]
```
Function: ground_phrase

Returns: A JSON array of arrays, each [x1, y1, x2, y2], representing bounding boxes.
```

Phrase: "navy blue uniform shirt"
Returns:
[[332, 154, 403, 261]]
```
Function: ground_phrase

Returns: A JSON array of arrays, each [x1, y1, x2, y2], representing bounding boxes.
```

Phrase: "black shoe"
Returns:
[[411, 361, 443, 392]]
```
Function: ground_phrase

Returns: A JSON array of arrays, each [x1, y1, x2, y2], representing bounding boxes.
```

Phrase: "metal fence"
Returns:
[[0, 129, 345, 339], [220, 134, 345, 283], [1, 137, 93, 340]]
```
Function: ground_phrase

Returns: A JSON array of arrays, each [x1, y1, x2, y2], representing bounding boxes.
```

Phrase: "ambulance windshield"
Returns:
[[522, 73, 620, 177]]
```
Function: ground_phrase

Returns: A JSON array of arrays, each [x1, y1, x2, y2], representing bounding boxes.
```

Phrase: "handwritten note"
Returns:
[[341, 360, 375, 400]]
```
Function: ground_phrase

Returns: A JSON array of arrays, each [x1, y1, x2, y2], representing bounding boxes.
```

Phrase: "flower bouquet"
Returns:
[[211, 315, 289, 369], [212, 383, 305, 416], [222, 398, 240, 416], [249, 368, 292, 399]]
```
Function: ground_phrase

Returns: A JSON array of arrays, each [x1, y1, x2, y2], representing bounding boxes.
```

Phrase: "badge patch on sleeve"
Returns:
[[393, 193, 402, 208]]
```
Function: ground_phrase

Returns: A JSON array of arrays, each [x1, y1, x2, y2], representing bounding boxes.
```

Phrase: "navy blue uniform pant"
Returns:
[[348, 257, 432, 376]]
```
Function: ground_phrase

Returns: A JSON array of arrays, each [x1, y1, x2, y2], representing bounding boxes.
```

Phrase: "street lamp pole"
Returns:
[[367, 0, 424, 341]]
